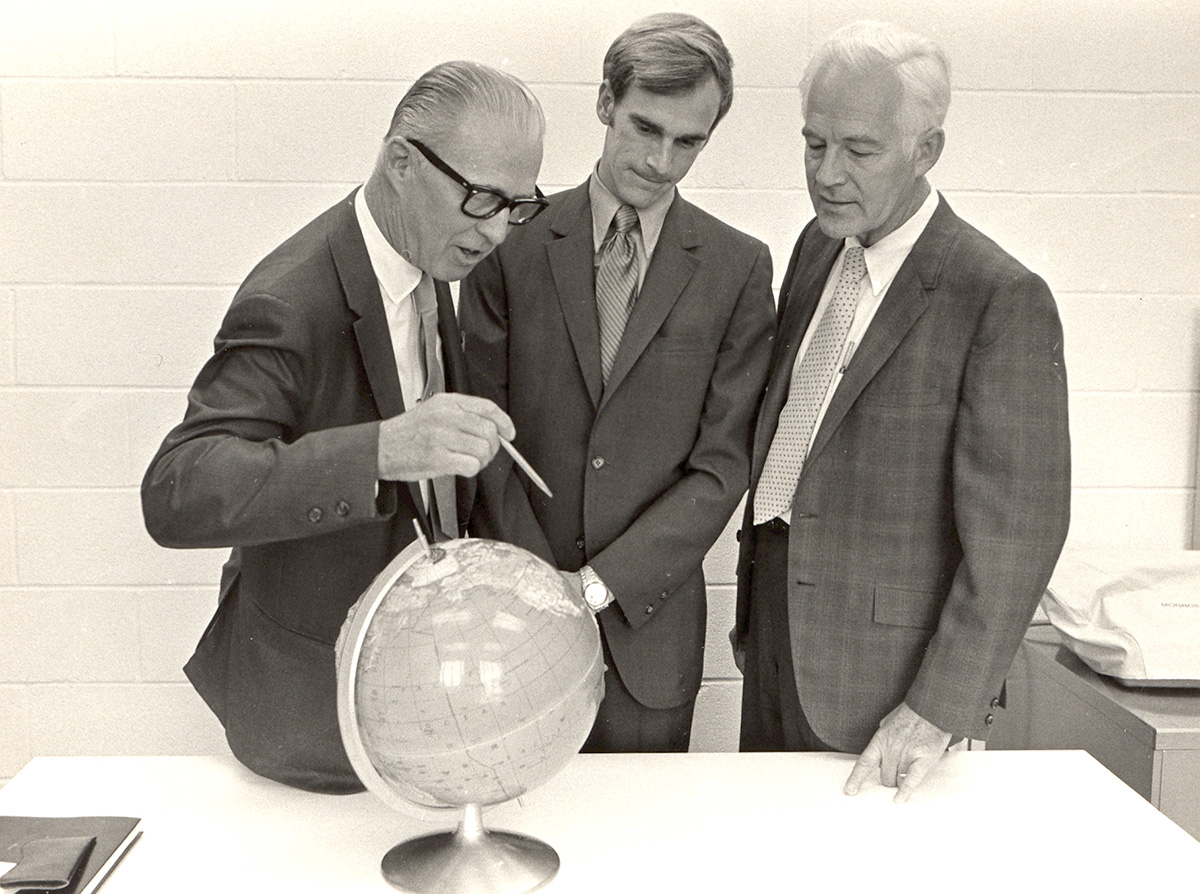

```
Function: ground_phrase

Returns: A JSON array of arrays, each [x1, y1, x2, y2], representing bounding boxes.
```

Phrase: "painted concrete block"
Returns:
[[1, 3, 114, 76], [1070, 393, 1196, 490], [2, 80, 235, 181], [26, 683, 228, 756], [14, 490, 224, 587], [691, 679, 742, 753], [0, 686, 32, 780], [13, 287, 230, 388], [235, 81, 396, 183], [0, 589, 140, 683]]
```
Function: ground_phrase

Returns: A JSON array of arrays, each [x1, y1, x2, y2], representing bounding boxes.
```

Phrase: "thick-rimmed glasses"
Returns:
[[408, 138, 549, 226]]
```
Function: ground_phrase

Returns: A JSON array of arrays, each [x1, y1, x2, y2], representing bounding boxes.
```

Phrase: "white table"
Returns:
[[2, 752, 1197, 892]]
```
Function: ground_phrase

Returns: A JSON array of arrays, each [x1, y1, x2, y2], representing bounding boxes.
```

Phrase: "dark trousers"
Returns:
[[739, 517, 836, 753], [581, 624, 696, 753]]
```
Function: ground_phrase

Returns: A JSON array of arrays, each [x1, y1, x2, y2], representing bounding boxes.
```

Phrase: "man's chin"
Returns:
[[618, 176, 672, 209], [435, 251, 492, 282], [814, 209, 860, 241]]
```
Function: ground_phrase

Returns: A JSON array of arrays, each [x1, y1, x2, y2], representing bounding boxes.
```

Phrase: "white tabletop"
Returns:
[[1, 751, 1196, 892]]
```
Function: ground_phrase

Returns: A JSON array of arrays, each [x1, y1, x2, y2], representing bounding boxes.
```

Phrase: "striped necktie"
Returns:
[[595, 204, 640, 383]]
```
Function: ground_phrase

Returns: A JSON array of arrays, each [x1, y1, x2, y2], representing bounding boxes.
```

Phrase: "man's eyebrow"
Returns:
[[629, 113, 664, 134], [801, 126, 884, 149]]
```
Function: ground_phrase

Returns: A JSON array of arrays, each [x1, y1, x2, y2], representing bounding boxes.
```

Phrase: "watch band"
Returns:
[[580, 564, 612, 611]]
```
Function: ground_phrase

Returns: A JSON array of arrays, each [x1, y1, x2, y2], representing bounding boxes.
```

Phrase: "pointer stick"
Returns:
[[501, 439, 553, 498]]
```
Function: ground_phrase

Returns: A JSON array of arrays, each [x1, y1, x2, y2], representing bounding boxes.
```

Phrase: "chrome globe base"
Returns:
[[381, 803, 559, 894]]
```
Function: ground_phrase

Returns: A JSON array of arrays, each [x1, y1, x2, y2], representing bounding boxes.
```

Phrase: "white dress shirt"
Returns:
[[779, 187, 941, 524], [354, 186, 439, 508], [588, 169, 674, 289]]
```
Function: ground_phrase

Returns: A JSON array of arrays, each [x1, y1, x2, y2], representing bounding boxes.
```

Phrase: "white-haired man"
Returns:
[[734, 21, 1070, 800], [143, 61, 547, 792]]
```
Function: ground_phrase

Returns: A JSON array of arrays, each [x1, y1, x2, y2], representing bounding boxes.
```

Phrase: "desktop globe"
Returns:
[[336, 535, 604, 894]]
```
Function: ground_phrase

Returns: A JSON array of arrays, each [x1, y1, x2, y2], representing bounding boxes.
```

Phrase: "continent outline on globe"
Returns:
[[336, 536, 605, 819]]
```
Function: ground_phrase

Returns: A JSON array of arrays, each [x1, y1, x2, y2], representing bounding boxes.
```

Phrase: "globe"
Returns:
[[335, 536, 605, 894]]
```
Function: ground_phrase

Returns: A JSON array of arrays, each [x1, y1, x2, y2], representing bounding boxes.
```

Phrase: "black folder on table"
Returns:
[[0, 816, 141, 894]]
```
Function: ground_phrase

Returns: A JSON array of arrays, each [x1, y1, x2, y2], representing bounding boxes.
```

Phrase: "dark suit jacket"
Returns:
[[736, 196, 1071, 750], [142, 190, 472, 792], [460, 181, 774, 710]]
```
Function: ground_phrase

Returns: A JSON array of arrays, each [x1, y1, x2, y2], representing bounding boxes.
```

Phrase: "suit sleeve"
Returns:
[[589, 244, 775, 628], [141, 291, 391, 550], [458, 252, 558, 566], [906, 269, 1071, 739]]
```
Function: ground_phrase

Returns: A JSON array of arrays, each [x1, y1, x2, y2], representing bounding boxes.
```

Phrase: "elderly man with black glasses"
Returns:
[[142, 61, 547, 793]]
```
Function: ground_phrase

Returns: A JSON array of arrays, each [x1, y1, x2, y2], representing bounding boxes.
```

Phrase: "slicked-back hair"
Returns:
[[386, 60, 545, 145], [603, 12, 734, 130], [801, 20, 951, 144]]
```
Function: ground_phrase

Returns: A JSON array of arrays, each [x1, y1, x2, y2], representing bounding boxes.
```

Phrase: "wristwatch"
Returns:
[[579, 564, 612, 612]]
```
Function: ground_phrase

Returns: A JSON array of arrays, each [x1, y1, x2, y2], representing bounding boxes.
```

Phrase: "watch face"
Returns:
[[584, 583, 607, 609]]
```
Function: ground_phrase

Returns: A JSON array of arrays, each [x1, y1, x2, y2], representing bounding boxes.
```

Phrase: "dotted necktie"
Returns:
[[595, 204, 640, 383], [753, 244, 867, 524], [413, 276, 457, 540]]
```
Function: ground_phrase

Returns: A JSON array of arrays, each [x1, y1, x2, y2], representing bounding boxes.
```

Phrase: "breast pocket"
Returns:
[[857, 382, 944, 408], [646, 335, 711, 355]]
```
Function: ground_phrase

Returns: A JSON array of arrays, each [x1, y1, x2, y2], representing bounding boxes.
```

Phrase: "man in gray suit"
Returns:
[[735, 21, 1070, 801], [462, 13, 775, 753]]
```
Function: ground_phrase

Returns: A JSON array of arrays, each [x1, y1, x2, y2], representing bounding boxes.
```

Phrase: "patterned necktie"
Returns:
[[595, 204, 640, 383], [753, 244, 867, 524], [413, 276, 457, 540]]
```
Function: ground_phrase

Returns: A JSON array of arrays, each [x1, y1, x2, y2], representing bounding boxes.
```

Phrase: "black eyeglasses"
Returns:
[[408, 138, 549, 226]]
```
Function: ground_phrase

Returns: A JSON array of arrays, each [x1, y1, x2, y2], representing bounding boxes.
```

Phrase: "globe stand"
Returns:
[[380, 803, 559, 894], [336, 535, 603, 894]]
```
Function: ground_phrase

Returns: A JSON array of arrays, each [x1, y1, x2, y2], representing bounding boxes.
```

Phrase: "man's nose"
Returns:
[[645, 139, 673, 175], [814, 149, 845, 186], [477, 210, 511, 247]]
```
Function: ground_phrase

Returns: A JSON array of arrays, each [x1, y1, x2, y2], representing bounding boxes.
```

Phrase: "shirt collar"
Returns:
[[588, 167, 674, 257], [852, 187, 941, 296], [354, 186, 423, 307]]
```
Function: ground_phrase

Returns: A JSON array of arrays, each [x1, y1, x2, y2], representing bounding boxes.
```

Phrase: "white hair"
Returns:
[[801, 20, 951, 143]]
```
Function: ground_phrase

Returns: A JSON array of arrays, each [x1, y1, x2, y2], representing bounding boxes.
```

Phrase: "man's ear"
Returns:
[[914, 126, 945, 178], [596, 80, 616, 126], [381, 134, 416, 184]]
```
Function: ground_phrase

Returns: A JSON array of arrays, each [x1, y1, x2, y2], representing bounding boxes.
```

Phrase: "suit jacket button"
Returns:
[[308, 507, 323, 523], [985, 713, 995, 725], [591, 456, 605, 469], [990, 697, 1001, 709], [575, 538, 585, 550], [644, 604, 654, 615], [335, 500, 351, 517]]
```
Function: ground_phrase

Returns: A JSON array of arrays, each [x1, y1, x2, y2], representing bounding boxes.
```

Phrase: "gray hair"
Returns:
[[801, 20, 951, 142], [386, 60, 545, 144], [604, 12, 734, 130]]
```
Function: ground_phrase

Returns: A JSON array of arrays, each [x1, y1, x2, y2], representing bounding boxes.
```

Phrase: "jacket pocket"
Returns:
[[873, 585, 942, 630]]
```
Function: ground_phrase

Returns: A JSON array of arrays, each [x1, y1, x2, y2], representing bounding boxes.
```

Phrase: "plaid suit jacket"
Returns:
[[736, 196, 1071, 750]]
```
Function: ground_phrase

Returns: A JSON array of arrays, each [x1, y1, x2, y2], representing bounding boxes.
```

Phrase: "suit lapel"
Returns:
[[600, 194, 700, 409], [329, 188, 426, 529], [803, 200, 959, 472], [333, 190, 406, 421], [804, 266, 928, 468], [547, 184, 604, 408]]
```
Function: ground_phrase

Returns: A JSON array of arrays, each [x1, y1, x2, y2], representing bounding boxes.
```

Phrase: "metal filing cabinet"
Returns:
[[988, 625, 1200, 840]]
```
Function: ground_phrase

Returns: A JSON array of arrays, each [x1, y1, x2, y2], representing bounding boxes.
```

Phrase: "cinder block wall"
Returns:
[[3, 1, 1198, 782]]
